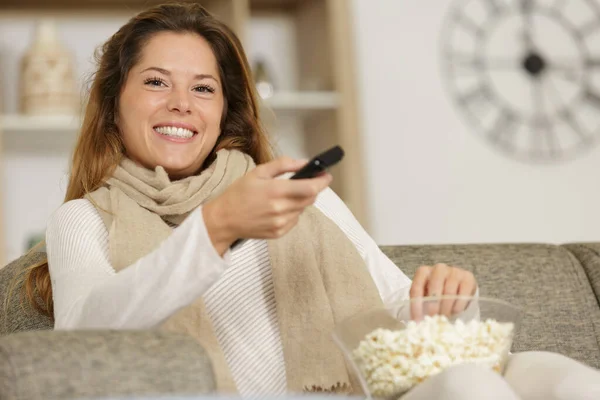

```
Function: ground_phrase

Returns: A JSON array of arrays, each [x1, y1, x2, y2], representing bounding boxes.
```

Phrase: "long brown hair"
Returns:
[[20, 2, 273, 319]]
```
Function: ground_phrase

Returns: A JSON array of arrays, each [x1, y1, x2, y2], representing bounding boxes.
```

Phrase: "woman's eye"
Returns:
[[194, 85, 215, 93], [144, 78, 166, 87]]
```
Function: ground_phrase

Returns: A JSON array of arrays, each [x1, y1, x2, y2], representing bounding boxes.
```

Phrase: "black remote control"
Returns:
[[289, 145, 345, 180], [230, 146, 345, 250]]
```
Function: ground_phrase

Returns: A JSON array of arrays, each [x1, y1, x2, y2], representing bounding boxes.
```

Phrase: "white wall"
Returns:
[[351, 0, 600, 245]]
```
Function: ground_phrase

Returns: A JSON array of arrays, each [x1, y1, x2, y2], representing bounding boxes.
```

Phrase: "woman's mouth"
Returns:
[[153, 125, 197, 142]]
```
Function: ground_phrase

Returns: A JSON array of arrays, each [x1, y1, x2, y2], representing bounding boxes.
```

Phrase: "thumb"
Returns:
[[254, 156, 308, 179]]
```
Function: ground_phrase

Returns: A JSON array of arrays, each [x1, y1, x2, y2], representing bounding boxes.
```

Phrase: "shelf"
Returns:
[[262, 91, 339, 111], [0, 115, 80, 153], [1, 114, 80, 133]]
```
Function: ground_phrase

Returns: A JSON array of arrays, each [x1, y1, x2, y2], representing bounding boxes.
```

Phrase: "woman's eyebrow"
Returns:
[[141, 66, 219, 83]]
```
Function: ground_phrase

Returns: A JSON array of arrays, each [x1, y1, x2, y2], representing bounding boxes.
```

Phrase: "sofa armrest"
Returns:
[[0, 330, 215, 400]]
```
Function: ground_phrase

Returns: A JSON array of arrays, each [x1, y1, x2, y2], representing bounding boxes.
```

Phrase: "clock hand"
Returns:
[[531, 78, 555, 157], [485, 58, 522, 69], [533, 77, 543, 119], [449, 52, 523, 73], [545, 75, 565, 111], [521, 0, 536, 53]]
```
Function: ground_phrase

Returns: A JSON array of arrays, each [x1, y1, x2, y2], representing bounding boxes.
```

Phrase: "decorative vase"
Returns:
[[19, 19, 79, 116], [253, 58, 275, 99]]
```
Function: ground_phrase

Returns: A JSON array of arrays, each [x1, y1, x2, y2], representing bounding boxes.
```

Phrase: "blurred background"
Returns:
[[1, 0, 600, 264]]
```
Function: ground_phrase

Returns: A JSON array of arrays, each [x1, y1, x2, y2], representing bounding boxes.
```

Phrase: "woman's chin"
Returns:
[[160, 161, 204, 180]]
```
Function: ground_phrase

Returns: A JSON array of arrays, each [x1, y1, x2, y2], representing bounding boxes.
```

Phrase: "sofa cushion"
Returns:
[[563, 243, 600, 306], [380, 244, 600, 369], [0, 252, 53, 336], [0, 330, 216, 400]]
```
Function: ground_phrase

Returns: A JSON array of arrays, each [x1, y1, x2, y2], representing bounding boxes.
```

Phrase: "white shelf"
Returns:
[[262, 91, 339, 110], [0, 114, 80, 153], [1, 114, 80, 133]]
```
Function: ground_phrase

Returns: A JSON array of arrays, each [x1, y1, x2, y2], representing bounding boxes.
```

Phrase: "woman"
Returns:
[[23, 3, 598, 399]]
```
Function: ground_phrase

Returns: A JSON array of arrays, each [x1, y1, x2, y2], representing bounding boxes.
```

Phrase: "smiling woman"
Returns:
[[20, 3, 409, 396], [118, 32, 225, 179]]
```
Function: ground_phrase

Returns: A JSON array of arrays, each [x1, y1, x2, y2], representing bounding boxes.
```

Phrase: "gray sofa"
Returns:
[[1, 243, 599, 399]]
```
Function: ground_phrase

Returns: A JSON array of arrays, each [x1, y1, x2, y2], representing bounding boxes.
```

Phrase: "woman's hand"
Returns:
[[409, 263, 478, 319], [203, 156, 332, 255]]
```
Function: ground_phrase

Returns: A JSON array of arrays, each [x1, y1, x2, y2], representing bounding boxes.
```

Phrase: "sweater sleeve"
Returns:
[[313, 188, 413, 306], [47, 199, 230, 330]]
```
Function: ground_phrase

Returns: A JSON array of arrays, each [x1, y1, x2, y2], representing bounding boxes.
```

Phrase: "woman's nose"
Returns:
[[166, 89, 192, 114]]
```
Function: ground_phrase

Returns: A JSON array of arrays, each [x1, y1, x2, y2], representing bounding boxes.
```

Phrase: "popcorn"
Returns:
[[351, 315, 514, 398]]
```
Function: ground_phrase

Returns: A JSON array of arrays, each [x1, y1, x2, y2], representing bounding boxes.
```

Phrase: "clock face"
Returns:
[[440, 0, 600, 163]]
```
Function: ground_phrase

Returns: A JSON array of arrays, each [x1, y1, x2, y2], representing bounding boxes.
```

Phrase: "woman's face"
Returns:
[[117, 31, 224, 179]]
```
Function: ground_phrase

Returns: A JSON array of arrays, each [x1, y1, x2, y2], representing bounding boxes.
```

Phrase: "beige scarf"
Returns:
[[86, 149, 384, 395]]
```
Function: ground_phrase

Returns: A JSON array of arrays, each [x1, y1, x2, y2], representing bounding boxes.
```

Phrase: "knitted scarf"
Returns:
[[86, 148, 384, 395]]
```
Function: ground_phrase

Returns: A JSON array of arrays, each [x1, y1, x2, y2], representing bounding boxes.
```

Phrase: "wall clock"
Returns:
[[440, 0, 600, 163]]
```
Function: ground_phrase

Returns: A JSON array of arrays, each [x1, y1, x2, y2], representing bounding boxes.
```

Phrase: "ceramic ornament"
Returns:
[[20, 19, 79, 115]]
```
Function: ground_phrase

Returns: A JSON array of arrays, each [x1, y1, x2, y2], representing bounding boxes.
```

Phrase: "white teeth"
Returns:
[[154, 126, 194, 139]]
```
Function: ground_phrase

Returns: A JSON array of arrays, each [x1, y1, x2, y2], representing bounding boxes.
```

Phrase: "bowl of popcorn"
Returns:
[[332, 295, 521, 399]]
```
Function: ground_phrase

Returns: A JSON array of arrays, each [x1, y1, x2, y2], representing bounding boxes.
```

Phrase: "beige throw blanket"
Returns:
[[86, 149, 384, 394]]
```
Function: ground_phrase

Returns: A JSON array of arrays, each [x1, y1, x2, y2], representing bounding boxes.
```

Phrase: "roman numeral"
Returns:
[[447, 52, 484, 76], [561, 110, 590, 142], [488, 110, 518, 150], [457, 83, 491, 105], [456, 82, 498, 120], [454, 12, 484, 37], [450, 53, 483, 68]]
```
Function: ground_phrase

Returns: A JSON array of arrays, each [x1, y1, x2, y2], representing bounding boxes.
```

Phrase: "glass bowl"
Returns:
[[332, 295, 522, 399]]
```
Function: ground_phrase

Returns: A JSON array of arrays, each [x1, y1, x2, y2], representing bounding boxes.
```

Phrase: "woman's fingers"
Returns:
[[216, 156, 333, 243], [425, 264, 449, 297], [410, 266, 431, 321], [423, 264, 450, 316], [254, 156, 306, 179], [409, 264, 478, 319], [410, 266, 431, 298], [453, 271, 477, 313], [440, 275, 460, 316], [277, 173, 333, 198], [265, 182, 330, 217]]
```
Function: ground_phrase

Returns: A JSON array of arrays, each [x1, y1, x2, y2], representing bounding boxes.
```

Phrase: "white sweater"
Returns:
[[46, 187, 413, 396]]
